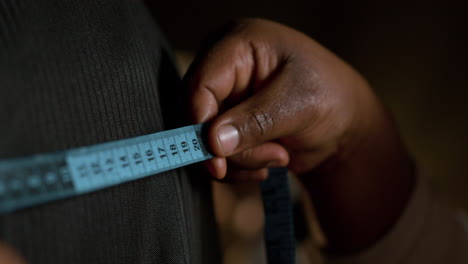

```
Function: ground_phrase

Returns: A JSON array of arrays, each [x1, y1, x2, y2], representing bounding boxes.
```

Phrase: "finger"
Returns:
[[203, 142, 289, 180], [207, 67, 314, 157], [204, 143, 289, 180], [227, 142, 289, 169], [186, 19, 290, 124], [219, 168, 269, 183], [0, 243, 26, 264], [204, 157, 227, 180], [186, 36, 256, 124]]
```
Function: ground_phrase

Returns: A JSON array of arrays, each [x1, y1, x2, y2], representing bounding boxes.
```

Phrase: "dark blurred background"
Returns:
[[148, 0, 467, 263]]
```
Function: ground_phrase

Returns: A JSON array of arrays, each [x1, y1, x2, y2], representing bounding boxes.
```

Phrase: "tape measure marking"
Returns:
[[0, 123, 296, 263], [0, 124, 212, 213]]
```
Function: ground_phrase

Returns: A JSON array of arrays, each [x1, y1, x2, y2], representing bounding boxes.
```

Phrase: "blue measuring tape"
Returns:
[[0, 123, 295, 263], [0, 124, 211, 213]]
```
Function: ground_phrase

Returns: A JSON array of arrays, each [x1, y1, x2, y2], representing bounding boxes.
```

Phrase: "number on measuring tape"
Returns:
[[0, 124, 212, 213], [0, 124, 295, 264]]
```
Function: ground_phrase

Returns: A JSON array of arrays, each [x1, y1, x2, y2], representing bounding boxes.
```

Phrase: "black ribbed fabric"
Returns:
[[0, 1, 220, 263]]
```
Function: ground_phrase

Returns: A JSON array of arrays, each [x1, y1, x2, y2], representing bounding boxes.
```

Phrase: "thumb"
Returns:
[[208, 71, 302, 158]]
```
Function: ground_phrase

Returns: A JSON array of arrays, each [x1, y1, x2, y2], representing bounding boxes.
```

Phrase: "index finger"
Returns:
[[185, 35, 256, 124]]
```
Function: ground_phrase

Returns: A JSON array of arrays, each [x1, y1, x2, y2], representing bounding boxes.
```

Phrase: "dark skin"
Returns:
[[0, 18, 415, 261], [186, 18, 415, 255]]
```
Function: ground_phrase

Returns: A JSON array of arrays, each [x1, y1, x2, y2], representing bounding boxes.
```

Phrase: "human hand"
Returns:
[[186, 18, 414, 254], [187, 18, 384, 180]]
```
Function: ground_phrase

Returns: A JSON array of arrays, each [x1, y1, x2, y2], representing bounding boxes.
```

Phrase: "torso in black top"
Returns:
[[0, 0, 220, 263]]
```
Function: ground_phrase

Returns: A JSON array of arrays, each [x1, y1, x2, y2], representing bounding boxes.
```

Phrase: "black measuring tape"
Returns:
[[0, 123, 295, 263], [263, 167, 296, 264]]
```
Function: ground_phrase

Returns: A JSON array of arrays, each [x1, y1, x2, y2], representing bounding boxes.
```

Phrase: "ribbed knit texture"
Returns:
[[0, 0, 220, 263]]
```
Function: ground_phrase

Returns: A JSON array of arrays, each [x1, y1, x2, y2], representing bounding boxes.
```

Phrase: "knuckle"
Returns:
[[242, 107, 276, 141]]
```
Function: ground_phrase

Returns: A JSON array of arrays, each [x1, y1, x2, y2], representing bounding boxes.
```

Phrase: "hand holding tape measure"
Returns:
[[186, 18, 414, 256], [186, 18, 369, 180], [0, 18, 414, 262]]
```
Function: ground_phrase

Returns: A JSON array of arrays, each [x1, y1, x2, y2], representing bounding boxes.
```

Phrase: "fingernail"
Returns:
[[217, 125, 239, 155]]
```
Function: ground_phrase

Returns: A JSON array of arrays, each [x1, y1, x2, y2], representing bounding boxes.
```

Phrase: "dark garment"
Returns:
[[0, 0, 220, 263]]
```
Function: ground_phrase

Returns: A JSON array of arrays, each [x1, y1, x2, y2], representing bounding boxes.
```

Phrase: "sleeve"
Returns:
[[326, 176, 468, 264]]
